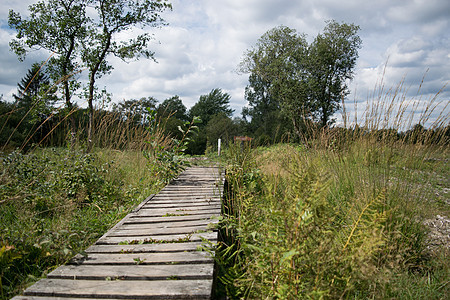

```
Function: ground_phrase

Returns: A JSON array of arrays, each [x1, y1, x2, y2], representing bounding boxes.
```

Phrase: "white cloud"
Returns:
[[0, 0, 448, 125]]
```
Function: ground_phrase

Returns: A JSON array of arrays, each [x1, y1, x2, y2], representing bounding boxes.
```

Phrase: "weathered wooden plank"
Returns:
[[69, 251, 212, 265], [23, 279, 213, 299], [125, 214, 220, 223], [134, 208, 221, 217], [85, 241, 213, 253], [143, 202, 221, 209], [13, 297, 125, 300], [160, 187, 218, 192], [96, 232, 218, 245], [151, 195, 221, 200], [144, 200, 221, 206], [157, 190, 220, 194], [138, 206, 220, 214], [108, 226, 215, 237], [119, 219, 219, 230], [48, 264, 214, 280]]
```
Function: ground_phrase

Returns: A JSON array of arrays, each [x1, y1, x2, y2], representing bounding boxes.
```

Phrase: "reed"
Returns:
[[217, 80, 449, 298]]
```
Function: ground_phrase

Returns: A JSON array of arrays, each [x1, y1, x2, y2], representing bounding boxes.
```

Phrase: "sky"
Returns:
[[0, 0, 449, 128]]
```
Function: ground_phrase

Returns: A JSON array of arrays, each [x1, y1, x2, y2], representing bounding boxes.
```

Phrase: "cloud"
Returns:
[[0, 0, 448, 124]]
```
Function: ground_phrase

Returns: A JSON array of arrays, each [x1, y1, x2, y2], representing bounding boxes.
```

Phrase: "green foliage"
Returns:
[[157, 95, 188, 122], [308, 20, 362, 127], [217, 140, 448, 299], [1, 63, 57, 150], [9, 0, 90, 145], [144, 108, 200, 182], [205, 114, 240, 147], [187, 88, 234, 154], [189, 88, 234, 126], [240, 20, 362, 137], [156, 95, 189, 141], [242, 73, 293, 142], [112, 97, 158, 126]]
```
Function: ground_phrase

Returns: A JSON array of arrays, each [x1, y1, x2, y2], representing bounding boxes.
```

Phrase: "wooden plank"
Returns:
[[108, 227, 215, 237], [68, 252, 213, 265], [85, 241, 213, 253], [134, 208, 221, 217], [13, 297, 125, 300], [151, 195, 221, 200], [23, 279, 213, 299], [96, 232, 218, 245], [48, 264, 214, 280], [157, 190, 220, 194], [108, 226, 215, 237], [144, 200, 221, 205], [142, 203, 221, 210], [119, 219, 219, 230], [125, 214, 221, 223]]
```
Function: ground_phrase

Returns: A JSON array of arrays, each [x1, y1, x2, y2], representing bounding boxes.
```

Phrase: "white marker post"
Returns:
[[218, 138, 221, 156]]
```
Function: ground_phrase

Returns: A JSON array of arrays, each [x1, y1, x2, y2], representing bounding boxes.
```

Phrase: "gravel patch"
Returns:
[[423, 215, 450, 252]]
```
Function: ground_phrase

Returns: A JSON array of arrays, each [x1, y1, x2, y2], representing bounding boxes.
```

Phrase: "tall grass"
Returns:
[[217, 85, 449, 298]]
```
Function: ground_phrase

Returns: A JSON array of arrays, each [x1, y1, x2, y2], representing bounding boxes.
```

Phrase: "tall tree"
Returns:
[[157, 95, 188, 121], [156, 96, 188, 140], [13, 63, 57, 120], [9, 0, 88, 146], [82, 0, 171, 151], [307, 20, 362, 127], [239, 26, 310, 139], [113, 97, 158, 125], [189, 88, 234, 126], [1, 63, 57, 149], [242, 73, 291, 141], [240, 21, 361, 138]]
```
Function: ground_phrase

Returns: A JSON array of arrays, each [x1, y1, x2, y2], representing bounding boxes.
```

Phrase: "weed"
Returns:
[[120, 235, 192, 245]]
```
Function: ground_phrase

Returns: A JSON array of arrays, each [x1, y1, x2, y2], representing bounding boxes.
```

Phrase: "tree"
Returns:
[[157, 95, 188, 121], [9, 0, 172, 151], [240, 21, 361, 139], [1, 63, 57, 149], [157, 95, 188, 140], [307, 20, 362, 127], [206, 113, 239, 146], [240, 26, 310, 140], [9, 0, 89, 146], [242, 73, 291, 142], [113, 97, 158, 125], [82, 0, 171, 151], [189, 88, 234, 126], [13, 63, 57, 119]]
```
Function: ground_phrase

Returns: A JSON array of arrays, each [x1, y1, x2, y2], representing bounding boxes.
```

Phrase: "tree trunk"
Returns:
[[86, 74, 95, 153], [86, 31, 111, 153], [63, 75, 77, 150]]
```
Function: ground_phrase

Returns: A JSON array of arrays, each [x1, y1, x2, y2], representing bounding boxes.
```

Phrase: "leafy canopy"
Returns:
[[189, 88, 234, 126], [240, 20, 362, 134]]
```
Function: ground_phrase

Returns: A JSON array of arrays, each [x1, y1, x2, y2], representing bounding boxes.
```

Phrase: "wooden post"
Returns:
[[218, 138, 221, 156]]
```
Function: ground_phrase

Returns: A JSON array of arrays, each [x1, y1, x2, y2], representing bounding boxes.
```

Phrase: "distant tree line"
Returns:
[[0, 62, 246, 153]]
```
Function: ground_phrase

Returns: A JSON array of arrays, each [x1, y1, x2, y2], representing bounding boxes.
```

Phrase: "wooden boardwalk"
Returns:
[[13, 166, 223, 300]]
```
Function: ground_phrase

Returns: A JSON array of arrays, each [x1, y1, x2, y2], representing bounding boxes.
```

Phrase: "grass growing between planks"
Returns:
[[217, 134, 449, 299]]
